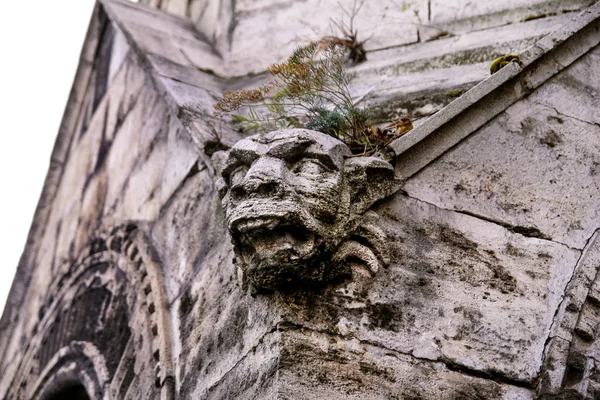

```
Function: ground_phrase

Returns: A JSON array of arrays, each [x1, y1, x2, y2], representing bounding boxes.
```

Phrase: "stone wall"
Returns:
[[0, 0, 599, 399], [135, 0, 596, 121]]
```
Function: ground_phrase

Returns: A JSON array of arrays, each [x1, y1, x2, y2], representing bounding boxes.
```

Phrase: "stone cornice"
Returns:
[[390, 2, 600, 180]]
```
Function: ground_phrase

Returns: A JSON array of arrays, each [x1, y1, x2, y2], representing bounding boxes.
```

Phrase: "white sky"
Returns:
[[0, 1, 97, 315]]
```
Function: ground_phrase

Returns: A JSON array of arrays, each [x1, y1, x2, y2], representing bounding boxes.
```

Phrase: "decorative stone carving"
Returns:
[[537, 231, 600, 399], [5, 224, 175, 400], [218, 129, 399, 290]]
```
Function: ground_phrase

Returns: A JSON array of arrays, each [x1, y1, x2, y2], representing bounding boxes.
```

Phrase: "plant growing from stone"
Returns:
[[214, 42, 411, 156]]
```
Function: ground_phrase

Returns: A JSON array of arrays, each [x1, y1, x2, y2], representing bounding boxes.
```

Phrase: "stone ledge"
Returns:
[[390, 2, 600, 180]]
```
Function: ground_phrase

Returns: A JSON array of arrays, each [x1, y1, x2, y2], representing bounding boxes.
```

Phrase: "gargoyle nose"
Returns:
[[238, 157, 285, 198]]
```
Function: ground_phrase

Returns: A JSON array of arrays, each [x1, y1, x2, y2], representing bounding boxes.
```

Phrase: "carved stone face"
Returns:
[[219, 129, 396, 290]]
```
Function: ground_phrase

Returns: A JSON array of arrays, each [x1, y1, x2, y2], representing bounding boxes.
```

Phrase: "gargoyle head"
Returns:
[[218, 129, 398, 290]]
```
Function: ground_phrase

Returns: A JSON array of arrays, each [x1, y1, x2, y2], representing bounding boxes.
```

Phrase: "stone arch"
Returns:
[[4, 223, 174, 400], [537, 230, 600, 399], [32, 342, 108, 400]]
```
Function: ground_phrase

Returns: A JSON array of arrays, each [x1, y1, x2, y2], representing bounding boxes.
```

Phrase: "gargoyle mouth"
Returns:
[[234, 217, 281, 234], [231, 216, 317, 261]]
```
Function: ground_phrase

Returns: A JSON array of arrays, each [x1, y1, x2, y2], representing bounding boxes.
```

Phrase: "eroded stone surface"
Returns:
[[278, 329, 534, 399], [277, 193, 580, 384], [536, 231, 600, 398], [113, 0, 583, 127], [2, 1, 600, 399], [430, 0, 595, 34], [404, 44, 600, 249], [227, 0, 425, 76]]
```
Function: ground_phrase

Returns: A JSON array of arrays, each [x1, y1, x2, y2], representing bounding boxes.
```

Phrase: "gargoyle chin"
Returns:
[[217, 129, 398, 291]]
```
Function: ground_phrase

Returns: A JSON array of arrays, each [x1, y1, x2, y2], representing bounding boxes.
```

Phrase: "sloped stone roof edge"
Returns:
[[391, 1, 600, 180], [99, 0, 226, 170], [98, 0, 187, 113]]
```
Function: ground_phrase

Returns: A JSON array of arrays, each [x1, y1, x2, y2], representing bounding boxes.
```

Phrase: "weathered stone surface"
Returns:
[[277, 193, 580, 384], [278, 329, 534, 399], [2, 1, 600, 399], [106, 0, 223, 74], [158, 76, 220, 115], [536, 231, 600, 397], [161, 114, 200, 206], [226, 0, 425, 76], [141, 0, 594, 42], [146, 54, 224, 92], [356, 12, 570, 78], [375, 195, 578, 381], [403, 44, 600, 249], [152, 180, 281, 397], [430, 0, 595, 34], [111, 0, 200, 41], [389, 2, 600, 184], [116, 0, 584, 128], [191, 330, 281, 399], [151, 168, 223, 299]]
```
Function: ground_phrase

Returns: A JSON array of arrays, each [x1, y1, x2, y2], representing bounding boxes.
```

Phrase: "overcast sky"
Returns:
[[0, 1, 97, 314]]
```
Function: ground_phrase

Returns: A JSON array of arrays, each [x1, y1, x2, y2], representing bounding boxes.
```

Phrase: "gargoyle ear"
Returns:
[[344, 157, 399, 215]]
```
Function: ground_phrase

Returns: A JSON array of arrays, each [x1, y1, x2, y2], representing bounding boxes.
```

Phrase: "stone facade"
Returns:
[[0, 0, 599, 399]]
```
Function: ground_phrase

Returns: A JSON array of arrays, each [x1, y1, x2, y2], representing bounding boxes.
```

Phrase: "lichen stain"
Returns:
[[540, 129, 563, 148], [439, 225, 478, 251], [368, 302, 403, 332]]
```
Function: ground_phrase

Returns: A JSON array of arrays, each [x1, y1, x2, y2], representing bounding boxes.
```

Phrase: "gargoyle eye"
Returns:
[[292, 159, 328, 176], [229, 166, 249, 187]]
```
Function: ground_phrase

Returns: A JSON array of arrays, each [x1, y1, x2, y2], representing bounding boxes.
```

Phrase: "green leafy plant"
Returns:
[[214, 42, 412, 155]]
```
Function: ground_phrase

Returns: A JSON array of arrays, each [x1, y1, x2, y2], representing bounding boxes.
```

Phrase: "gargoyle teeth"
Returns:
[[235, 217, 281, 233]]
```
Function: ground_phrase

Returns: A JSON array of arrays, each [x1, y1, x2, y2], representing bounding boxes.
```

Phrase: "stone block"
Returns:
[[278, 329, 534, 399], [356, 12, 569, 77], [126, 22, 192, 66], [371, 195, 579, 381], [108, 27, 130, 84], [403, 53, 600, 249], [280, 194, 580, 382], [104, 53, 148, 141], [189, 0, 232, 53], [103, 94, 147, 214], [151, 170, 224, 297], [549, 232, 600, 341], [226, 0, 424, 76], [151, 171, 281, 396], [182, 329, 281, 399], [173, 35, 223, 73], [147, 54, 224, 92], [78, 168, 109, 249], [159, 116, 199, 207], [430, 0, 594, 34], [160, 0, 189, 16], [109, 132, 167, 221], [108, 0, 199, 41], [103, 77, 172, 221], [159, 76, 220, 115]]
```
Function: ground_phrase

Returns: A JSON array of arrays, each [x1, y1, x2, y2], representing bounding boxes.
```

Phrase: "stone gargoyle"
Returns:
[[217, 129, 399, 291]]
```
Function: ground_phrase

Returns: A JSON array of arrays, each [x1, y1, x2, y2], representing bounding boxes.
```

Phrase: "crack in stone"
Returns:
[[201, 325, 279, 395], [396, 195, 600, 391], [276, 321, 533, 389], [158, 161, 207, 217], [548, 333, 572, 343], [402, 192, 578, 249], [535, 102, 600, 128]]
